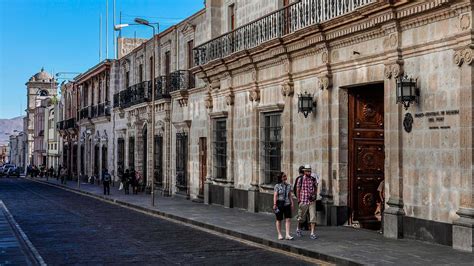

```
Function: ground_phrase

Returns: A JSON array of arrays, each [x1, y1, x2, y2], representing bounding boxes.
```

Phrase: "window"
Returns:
[[128, 137, 135, 170], [117, 138, 125, 171], [262, 113, 282, 184], [154, 135, 163, 186], [187, 40, 195, 89], [228, 4, 235, 31], [213, 119, 227, 179], [176, 132, 187, 191], [138, 64, 144, 83], [125, 71, 130, 88]]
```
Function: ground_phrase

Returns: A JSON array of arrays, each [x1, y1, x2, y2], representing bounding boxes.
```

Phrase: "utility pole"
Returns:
[[113, 0, 116, 59], [99, 14, 102, 61], [106, 0, 108, 59]]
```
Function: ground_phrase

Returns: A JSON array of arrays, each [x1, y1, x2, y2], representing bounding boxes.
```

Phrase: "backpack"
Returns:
[[103, 173, 111, 182]]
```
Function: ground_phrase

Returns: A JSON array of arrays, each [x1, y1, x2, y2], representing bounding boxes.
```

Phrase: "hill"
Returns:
[[0, 116, 25, 144]]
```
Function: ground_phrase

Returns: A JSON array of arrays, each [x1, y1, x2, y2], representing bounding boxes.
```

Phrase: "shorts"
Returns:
[[275, 204, 292, 221], [297, 201, 317, 224]]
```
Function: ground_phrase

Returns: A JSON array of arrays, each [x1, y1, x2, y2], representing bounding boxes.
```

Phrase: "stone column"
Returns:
[[452, 46, 474, 252], [383, 63, 405, 239], [248, 94, 260, 212], [319, 75, 334, 226], [224, 92, 235, 208]]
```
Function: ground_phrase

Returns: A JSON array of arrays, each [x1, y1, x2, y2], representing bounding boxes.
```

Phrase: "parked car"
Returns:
[[0, 164, 15, 176], [5, 166, 20, 177]]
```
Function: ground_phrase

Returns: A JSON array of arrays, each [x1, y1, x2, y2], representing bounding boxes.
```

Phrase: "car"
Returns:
[[5, 167, 20, 177], [0, 164, 15, 176]]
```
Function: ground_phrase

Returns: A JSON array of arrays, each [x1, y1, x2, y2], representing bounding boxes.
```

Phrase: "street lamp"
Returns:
[[115, 18, 159, 206]]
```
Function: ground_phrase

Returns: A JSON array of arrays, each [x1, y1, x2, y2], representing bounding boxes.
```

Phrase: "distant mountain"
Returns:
[[0, 116, 25, 145]]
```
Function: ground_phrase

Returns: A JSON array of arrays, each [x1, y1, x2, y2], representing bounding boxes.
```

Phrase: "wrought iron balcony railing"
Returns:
[[169, 70, 195, 92], [113, 93, 120, 108], [56, 121, 64, 130], [97, 101, 110, 117], [193, 0, 375, 66], [79, 107, 90, 120], [64, 118, 76, 129]]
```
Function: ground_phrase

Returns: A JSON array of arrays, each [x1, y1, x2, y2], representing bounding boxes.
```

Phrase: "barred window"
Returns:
[[176, 133, 187, 191], [117, 138, 125, 171], [154, 135, 163, 186], [128, 137, 135, 170], [262, 113, 282, 184], [213, 119, 227, 179]]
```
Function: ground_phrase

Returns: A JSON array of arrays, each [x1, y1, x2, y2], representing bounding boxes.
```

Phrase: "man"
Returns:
[[102, 169, 111, 195], [296, 164, 319, 239]]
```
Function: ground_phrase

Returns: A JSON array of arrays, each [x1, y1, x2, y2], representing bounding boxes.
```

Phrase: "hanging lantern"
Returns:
[[396, 74, 419, 110], [298, 91, 316, 118]]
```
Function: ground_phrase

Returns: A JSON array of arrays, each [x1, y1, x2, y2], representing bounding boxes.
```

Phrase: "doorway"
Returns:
[[199, 137, 207, 197], [348, 83, 385, 230]]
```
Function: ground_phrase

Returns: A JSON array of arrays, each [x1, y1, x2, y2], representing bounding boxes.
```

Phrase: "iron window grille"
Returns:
[[117, 138, 125, 171], [262, 113, 282, 184], [176, 132, 188, 191], [213, 119, 227, 179], [128, 137, 135, 170], [154, 135, 163, 186]]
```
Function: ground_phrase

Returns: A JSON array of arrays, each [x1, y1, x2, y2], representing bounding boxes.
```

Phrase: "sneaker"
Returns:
[[310, 234, 318, 240], [296, 229, 302, 237]]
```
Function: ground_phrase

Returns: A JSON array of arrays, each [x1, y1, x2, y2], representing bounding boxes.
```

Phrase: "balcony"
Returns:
[[155, 76, 171, 99], [169, 70, 195, 92], [79, 107, 90, 120], [193, 0, 376, 66], [57, 118, 76, 130]]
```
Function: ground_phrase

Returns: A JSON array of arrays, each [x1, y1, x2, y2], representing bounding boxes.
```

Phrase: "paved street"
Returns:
[[0, 178, 315, 265]]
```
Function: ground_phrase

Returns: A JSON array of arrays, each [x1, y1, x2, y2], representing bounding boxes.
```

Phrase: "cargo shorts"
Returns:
[[297, 201, 317, 224]]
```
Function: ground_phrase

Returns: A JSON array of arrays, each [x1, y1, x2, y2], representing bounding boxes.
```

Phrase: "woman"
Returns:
[[273, 172, 294, 240]]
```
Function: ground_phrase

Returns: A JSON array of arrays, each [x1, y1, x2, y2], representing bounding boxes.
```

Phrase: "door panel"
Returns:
[[349, 85, 384, 229]]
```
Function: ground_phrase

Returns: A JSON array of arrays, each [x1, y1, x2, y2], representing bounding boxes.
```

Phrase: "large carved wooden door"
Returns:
[[349, 84, 384, 229]]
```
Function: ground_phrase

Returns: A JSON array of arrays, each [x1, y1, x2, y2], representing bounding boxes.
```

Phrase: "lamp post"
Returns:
[[115, 18, 159, 206]]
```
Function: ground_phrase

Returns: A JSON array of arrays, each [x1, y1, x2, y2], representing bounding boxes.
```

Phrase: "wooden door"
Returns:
[[348, 84, 385, 229], [199, 138, 207, 196]]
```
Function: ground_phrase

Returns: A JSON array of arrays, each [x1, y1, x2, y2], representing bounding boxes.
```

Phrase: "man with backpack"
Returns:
[[295, 164, 320, 239], [102, 169, 111, 195]]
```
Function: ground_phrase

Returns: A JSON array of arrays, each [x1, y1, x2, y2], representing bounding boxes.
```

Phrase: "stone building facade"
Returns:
[[75, 60, 114, 181], [186, 0, 474, 251], [54, 0, 474, 252]]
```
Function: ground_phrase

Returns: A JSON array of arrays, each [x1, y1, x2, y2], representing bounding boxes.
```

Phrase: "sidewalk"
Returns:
[[32, 177, 473, 265]]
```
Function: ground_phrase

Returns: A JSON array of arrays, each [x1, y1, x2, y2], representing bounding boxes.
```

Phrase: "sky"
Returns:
[[0, 0, 204, 119]]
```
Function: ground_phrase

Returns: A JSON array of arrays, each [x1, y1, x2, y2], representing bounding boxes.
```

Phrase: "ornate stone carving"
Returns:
[[321, 51, 329, 64], [454, 47, 474, 66], [318, 75, 332, 90], [204, 95, 213, 110], [225, 93, 234, 106], [281, 81, 294, 97], [249, 87, 260, 102], [384, 64, 403, 79], [460, 14, 471, 31]]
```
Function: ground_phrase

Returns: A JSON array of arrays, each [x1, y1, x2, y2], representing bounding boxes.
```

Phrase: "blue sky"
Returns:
[[0, 0, 204, 119]]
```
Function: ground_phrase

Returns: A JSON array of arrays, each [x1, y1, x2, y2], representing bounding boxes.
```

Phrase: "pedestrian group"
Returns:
[[273, 164, 320, 240]]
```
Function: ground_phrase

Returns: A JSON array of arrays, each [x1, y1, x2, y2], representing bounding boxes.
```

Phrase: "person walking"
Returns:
[[130, 169, 138, 195], [122, 169, 130, 195], [273, 172, 294, 240], [60, 167, 68, 185], [295, 165, 319, 239], [102, 169, 111, 195]]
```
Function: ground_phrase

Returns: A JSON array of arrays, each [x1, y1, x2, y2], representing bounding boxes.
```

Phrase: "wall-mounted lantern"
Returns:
[[396, 74, 419, 110], [298, 91, 316, 118]]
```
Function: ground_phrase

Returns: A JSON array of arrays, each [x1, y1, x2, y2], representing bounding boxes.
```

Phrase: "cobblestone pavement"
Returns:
[[31, 177, 474, 265], [0, 178, 316, 265]]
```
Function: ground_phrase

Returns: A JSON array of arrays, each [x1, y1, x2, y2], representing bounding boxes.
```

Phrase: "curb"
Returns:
[[29, 178, 361, 266], [0, 200, 46, 266]]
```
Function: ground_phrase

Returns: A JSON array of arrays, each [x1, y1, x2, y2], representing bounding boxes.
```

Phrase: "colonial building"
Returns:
[[0, 143, 10, 165], [186, 0, 474, 252], [9, 130, 26, 169], [57, 81, 79, 178], [75, 60, 114, 181], [25, 68, 58, 166]]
